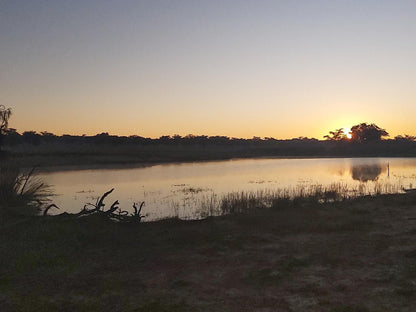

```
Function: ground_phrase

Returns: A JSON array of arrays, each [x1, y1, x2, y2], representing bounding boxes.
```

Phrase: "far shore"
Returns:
[[2, 137, 415, 172], [4, 151, 416, 173]]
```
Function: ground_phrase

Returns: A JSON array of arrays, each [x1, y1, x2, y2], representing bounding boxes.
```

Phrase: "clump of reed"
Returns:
[[0, 163, 53, 216], [198, 181, 405, 217]]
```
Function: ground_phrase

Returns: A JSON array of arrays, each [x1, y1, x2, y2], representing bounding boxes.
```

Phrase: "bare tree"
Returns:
[[0, 106, 12, 151]]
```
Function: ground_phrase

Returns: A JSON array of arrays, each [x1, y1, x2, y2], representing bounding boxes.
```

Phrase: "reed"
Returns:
[[197, 181, 405, 217]]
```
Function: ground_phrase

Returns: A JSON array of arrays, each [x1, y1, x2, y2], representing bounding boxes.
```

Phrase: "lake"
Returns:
[[39, 157, 416, 220]]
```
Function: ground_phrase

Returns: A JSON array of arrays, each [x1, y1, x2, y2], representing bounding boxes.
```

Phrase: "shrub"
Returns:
[[0, 163, 53, 216]]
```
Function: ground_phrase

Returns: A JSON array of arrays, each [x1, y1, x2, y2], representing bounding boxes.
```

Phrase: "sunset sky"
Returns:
[[1, 0, 415, 139]]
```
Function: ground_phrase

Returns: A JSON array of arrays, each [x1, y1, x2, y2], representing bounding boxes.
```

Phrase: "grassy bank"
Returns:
[[1, 193, 416, 311]]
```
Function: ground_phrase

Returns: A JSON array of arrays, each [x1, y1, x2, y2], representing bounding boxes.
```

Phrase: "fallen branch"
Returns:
[[104, 200, 119, 215], [44, 189, 145, 223], [43, 204, 59, 216]]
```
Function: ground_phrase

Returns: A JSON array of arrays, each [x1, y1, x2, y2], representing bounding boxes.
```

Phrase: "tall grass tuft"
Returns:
[[0, 163, 53, 216]]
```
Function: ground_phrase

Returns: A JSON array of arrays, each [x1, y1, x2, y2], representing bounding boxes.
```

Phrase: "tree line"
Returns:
[[3, 124, 415, 147], [2, 129, 323, 146], [1, 106, 416, 156]]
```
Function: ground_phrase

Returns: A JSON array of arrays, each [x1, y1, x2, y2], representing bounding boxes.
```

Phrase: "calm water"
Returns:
[[39, 157, 416, 220]]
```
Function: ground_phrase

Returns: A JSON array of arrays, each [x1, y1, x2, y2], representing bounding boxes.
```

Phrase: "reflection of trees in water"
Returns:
[[350, 163, 386, 182]]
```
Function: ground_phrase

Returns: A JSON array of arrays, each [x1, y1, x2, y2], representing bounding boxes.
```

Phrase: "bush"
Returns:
[[0, 163, 53, 216]]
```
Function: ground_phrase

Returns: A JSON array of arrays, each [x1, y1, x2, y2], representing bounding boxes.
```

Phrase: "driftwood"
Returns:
[[45, 188, 145, 223]]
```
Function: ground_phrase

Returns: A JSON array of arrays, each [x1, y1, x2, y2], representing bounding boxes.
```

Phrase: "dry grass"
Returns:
[[197, 182, 404, 217], [2, 193, 416, 311]]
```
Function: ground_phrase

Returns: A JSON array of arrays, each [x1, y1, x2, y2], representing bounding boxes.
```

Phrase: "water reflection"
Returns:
[[38, 157, 416, 220], [350, 162, 386, 182]]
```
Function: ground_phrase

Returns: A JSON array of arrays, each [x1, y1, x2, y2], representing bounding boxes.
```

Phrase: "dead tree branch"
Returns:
[[44, 189, 144, 223]]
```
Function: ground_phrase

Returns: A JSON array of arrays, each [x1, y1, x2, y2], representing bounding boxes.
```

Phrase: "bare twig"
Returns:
[[117, 209, 129, 216], [104, 200, 120, 215], [133, 202, 145, 215], [132, 201, 145, 222], [43, 203, 59, 216], [95, 188, 114, 211]]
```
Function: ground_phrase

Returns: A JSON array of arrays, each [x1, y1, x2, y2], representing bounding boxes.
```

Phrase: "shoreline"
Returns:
[[7, 153, 416, 173]]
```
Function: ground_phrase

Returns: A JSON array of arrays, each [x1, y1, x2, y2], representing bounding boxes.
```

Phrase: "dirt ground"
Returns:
[[1, 193, 416, 311]]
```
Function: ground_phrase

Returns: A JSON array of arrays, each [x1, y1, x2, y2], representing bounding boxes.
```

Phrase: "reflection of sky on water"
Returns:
[[38, 158, 416, 220]]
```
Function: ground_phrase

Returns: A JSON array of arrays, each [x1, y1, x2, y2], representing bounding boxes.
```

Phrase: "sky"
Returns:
[[1, 0, 415, 139]]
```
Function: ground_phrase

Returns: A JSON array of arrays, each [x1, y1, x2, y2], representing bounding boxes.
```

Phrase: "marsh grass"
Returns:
[[0, 163, 53, 216], [197, 182, 404, 217]]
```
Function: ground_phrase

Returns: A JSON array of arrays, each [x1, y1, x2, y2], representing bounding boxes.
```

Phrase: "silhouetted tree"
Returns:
[[324, 128, 347, 141], [350, 123, 388, 142], [394, 134, 416, 141], [208, 136, 230, 144], [0, 106, 12, 151], [40, 131, 55, 137], [4, 128, 21, 146], [172, 134, 182, 142], [40, 131, 56, 143], [22, 131, 41, 145]]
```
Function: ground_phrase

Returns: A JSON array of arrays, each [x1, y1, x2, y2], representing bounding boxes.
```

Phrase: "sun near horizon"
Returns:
[[343, 127, 352, 139]]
